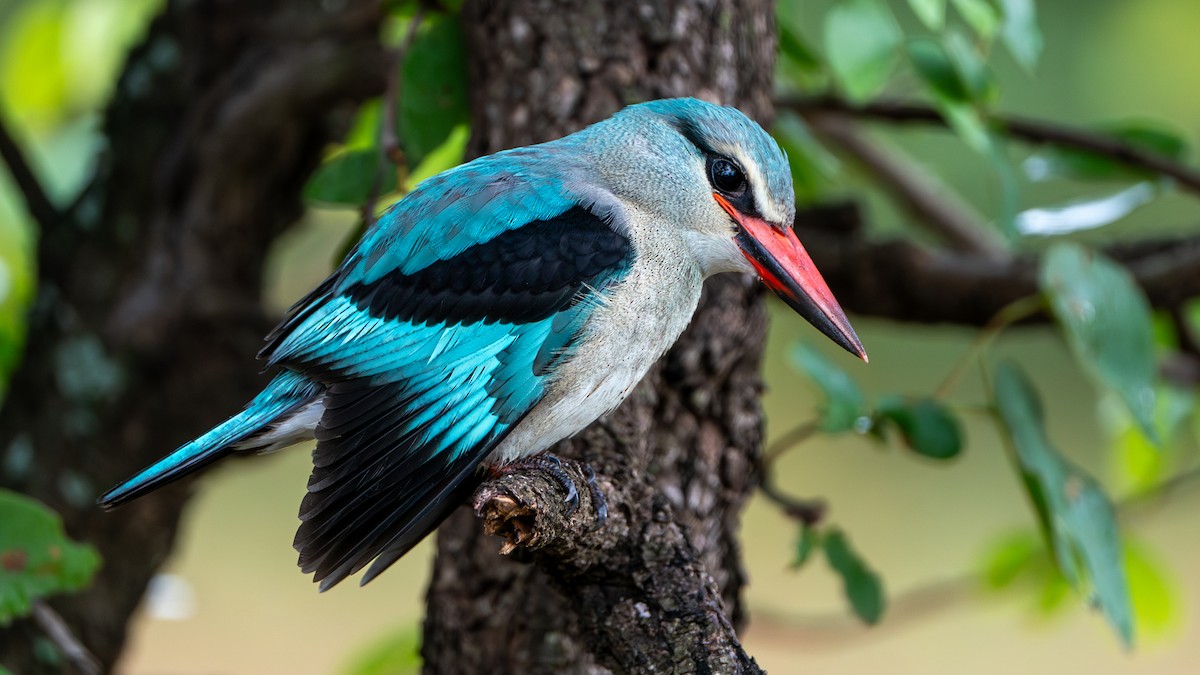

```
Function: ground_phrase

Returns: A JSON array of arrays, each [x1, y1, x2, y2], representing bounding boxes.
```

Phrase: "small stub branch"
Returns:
[[474, 460, 763, 674]]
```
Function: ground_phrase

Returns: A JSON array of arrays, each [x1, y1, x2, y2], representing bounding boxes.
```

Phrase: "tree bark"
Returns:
[[421, 2, 776, 673], [0, 1, 385, 671]]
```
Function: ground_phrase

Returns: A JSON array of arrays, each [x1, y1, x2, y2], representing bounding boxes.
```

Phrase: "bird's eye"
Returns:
[[709, 157, 747, 195]]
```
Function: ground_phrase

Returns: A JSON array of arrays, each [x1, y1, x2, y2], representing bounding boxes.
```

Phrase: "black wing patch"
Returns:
[[281, 204, 634, 589], [294, 378, 517, 590], [343, 205, 630, 326]]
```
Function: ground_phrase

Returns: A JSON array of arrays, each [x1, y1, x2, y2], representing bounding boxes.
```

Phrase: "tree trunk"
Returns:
[[421, 2, 777, 673], [0, 1, 385, 671]]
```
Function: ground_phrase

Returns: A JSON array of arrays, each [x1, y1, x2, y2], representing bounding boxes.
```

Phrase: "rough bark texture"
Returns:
[[421, 2, 776, 673], [0, 1, 386, 671]]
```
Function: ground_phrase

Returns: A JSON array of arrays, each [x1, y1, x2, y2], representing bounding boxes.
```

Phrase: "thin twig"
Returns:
[[778, 95, 1200, 195], [933, 295, 1046, 400], [761, 420, 819, 468], [362, 4, 426, 226], [1169, 305, 1200, 357], [760, 479, 827, 525], [808, 114, 1009, 258], [0, 111, 60, 230], [759, 420, 826, 525], [30, 600, 101, 675], [751, 575, 973, 649], [1118, 465, 1200, 520], [768, 465, 1200, 644]]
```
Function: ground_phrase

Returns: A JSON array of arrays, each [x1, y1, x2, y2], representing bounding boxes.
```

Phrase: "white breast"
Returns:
[[488, 219, 704, 465]]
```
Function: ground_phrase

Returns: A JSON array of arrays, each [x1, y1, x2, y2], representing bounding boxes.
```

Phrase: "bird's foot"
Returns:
[[501, 453, 608, 527]]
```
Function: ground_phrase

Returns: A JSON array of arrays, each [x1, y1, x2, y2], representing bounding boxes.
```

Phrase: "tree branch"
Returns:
[[778, 96, 1200, 195], [793, 203, 1200, 326], [29, 601, 100, 675], [473, 458, 763, 674], [0, 111, 60, 231], [808, 114, 1008, 257]]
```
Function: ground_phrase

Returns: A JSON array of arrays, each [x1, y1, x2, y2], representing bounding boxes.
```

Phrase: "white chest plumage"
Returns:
[[487, 218, 704, 464]]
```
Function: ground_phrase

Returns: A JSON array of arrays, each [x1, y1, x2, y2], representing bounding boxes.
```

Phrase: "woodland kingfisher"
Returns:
[[99, 98, 867, 590]]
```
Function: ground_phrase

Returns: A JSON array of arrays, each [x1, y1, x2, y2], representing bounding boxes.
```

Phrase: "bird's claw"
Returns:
[[579, 462, 608, 529], [502, 453, 606, 526]]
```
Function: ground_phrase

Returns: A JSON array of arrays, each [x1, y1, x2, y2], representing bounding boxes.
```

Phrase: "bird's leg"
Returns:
[[499, 453, 608, 526]]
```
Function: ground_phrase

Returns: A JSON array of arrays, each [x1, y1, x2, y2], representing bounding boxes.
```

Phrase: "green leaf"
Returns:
[[874, 396, 964, 459], [398, 15, 470, 168], [1124, 539, 1179, 639], [1115, 124, 1189, 161], [1112, 425, 1166, 494], [778, 20, 821, 72], [824, 0, 902, 102], [791, 522, 819, 569], [908, 35, 1011, 219], [0, 489, 100, 623], [790, 343, 866, 433], [823, 528, 885, 625], [305, 150, 393, 207], [1109, 384, 1194, 494], [1036, 570, 1073, 614], [997, 0, 1042, 70], [942, 29, 993, 101], [773, 112, 842, 204], [0, 213, 35, 403], [343, 99, 383, 151], [908, 0, 947, 30], [992, 362, 1134, 647], [403, 124, 469, 191], [0, 2, 71, 130], [950, 0, 1000, 41], [939, 98, 993, 157], [907, 35, 991, 103], [1039, 243, 1158, 443], [339, 623, 421, 675], [978, 530, 1041, 589]]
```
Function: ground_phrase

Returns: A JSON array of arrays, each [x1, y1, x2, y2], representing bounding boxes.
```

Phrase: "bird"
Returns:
[[98, 98, 866, 591]]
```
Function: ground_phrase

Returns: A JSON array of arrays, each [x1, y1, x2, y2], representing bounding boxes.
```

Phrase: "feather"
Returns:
[[97, 371, 322, 508], [262, 194, 633, 589]]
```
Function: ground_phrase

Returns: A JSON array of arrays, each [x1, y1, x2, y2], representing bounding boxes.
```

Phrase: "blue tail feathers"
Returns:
[[97, 371, 322, 509]]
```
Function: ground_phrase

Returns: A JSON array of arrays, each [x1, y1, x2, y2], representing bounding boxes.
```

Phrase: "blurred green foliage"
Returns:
[[0, 0, 1196, 666], [0, 0, 162, 400], [339, 623, 421, 675], [993, 361, 1133, 646], [1040, 243, 1159, 442], [823, 527, 887, 625], [769, 0, 1198, 645], [0, 489, 100, 623]]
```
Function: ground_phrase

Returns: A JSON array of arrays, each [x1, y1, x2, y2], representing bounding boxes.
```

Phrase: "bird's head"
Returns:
[[590, 98, 867, 361]]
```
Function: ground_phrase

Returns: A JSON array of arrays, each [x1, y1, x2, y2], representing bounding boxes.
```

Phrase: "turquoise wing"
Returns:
[[262, 159, 632, 589]]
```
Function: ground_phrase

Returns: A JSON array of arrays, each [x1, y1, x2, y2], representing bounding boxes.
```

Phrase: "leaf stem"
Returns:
[[933, 295, 1045, 400], [760, 479, 828, 526], [808, 113, 1008, 257], [761, 419, 820, 468]]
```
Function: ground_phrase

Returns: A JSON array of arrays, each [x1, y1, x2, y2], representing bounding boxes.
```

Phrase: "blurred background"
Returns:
[[1, 0, 1198, 673]]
